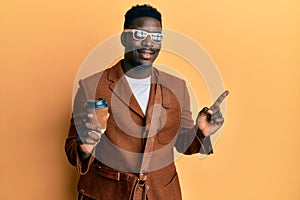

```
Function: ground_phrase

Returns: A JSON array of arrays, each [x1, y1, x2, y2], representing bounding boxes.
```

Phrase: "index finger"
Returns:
[[73, 112, 88, 119], [211, 90, 229, 107]]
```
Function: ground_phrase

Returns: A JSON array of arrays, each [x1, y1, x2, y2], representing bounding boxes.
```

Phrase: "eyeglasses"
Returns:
[[124, 29, 163, 43]]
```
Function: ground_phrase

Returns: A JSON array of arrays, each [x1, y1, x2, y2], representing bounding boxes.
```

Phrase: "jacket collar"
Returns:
[[107, 60, 171, 118]]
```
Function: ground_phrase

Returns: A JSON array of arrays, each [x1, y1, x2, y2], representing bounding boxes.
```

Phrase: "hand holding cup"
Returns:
[[77, 98, 110, 157], [85, 98, 110, 132]]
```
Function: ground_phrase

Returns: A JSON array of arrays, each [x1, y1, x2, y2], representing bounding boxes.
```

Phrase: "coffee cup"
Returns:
[[85, 98, 109, 131]]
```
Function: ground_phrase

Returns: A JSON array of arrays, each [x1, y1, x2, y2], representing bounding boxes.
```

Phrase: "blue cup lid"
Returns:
[[86, 98, 109, 109]]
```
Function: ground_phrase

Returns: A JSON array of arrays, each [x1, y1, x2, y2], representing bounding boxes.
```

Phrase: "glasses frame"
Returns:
[[124, 29, 163, 44]]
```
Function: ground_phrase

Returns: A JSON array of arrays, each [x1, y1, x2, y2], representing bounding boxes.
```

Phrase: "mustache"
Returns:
[[124, 47, 160, 54], [134, 47, 159, 52]]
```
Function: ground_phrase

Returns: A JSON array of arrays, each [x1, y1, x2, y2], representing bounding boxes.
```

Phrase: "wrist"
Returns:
[[196, 128, 208, 139], [77, 144, 91, 161]]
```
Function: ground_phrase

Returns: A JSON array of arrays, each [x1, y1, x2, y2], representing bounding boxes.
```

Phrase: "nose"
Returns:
[[141, 35, 153, 47]]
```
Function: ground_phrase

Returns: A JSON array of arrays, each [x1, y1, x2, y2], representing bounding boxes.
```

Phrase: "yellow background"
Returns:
[[1, 0, 299, 199]]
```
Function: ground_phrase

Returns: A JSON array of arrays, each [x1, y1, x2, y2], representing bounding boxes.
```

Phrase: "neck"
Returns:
[[122, 60, 152, 79]]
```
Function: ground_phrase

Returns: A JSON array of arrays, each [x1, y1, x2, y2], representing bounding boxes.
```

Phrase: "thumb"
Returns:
[[198, 107, 213, 122], [199, 107, 213, 117]]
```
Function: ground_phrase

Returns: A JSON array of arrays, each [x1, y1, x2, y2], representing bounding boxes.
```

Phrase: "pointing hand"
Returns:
[[197, 91, 229, 137]]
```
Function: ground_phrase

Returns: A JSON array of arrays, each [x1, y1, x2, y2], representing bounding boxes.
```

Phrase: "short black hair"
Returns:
[[124, 4, 162, 29]]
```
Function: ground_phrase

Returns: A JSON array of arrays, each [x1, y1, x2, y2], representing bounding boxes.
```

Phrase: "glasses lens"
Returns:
[[133, 30, 147, 40], [130, 29, 163, 43], [151, 33, 163, 43]]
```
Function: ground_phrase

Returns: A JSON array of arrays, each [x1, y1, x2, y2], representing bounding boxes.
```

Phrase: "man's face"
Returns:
[[122, 17, 162, 67]]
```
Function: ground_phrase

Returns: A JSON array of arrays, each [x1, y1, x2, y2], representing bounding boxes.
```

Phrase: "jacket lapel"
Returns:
[[107, 62, 172, 121], [108, 61, 144, 118], [145, 68, 173, 126], [153, 68, 172, 109]]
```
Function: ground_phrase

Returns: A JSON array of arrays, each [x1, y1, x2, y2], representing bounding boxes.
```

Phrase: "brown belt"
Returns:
[[95, 163, 147, 185]]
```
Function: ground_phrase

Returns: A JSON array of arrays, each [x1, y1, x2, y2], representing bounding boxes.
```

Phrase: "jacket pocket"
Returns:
[[156, 106, 180, 145], [156, 130, 177, 145]]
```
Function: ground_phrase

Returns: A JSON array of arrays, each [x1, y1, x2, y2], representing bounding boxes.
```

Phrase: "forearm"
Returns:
[[65, 136, 78, 166], [175, 126, 213, 155], [196, 127, 213, 155], [65, 118, 95, 174]]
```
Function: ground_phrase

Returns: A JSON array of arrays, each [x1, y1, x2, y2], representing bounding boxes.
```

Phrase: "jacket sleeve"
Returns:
[[174, 80, 213, 155], [64, 80, 95, 175]]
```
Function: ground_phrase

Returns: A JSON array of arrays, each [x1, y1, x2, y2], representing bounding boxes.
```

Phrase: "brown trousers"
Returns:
[[78, 183, 148, 200]]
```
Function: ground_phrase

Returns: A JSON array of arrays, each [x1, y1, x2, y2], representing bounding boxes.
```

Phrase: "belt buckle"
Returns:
[[137, 173, 147, 186], [137, 178, 146, 186]]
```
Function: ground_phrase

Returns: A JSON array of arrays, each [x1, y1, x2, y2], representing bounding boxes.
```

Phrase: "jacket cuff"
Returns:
[[197, 130, 214, 155], [76, 143, 95, 175]]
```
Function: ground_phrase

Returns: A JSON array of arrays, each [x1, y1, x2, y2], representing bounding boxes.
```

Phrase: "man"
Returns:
[[65, 4, 229, 200]]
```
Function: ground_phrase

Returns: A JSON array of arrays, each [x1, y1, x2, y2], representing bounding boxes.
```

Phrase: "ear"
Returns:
[[120, 32, 126, 47]]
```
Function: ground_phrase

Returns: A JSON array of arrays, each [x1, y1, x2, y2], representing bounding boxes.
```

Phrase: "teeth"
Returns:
[[140, 51, 151, 58], [138, 49, 154, 54]]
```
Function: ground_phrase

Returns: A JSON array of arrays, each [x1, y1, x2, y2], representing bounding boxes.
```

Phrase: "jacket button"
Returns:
[[80, 189, 85, 193]]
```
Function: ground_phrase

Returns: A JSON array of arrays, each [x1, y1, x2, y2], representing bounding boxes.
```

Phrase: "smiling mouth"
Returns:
[[136, 48, 155, 59]]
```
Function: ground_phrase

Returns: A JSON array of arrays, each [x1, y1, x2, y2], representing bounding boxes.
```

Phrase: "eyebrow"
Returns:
[[130, 28, 162, 33]]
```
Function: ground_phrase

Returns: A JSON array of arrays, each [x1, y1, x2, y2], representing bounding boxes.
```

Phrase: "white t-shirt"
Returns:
[[125, 75, 151, 115]]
